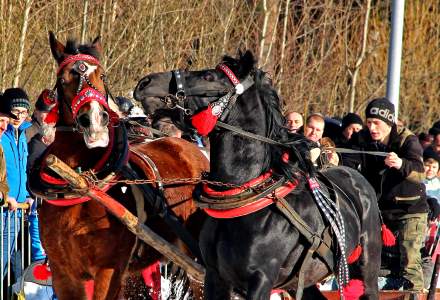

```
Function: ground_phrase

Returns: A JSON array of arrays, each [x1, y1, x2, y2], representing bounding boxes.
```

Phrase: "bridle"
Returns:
[[54, 53, 118, 131]]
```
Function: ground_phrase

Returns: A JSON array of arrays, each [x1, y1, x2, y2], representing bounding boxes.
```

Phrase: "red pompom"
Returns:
[[33, 263, 51, 281], [341, 279, 365, 300], [191, 105, 218, 136], [44, 103, 59, 124], [381, 224, 396, 247], [281, 152, 290, 163], [347, 244, 362, 264]]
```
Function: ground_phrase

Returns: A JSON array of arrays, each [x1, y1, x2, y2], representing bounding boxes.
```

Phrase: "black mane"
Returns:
[[64, 39, 100, 59]]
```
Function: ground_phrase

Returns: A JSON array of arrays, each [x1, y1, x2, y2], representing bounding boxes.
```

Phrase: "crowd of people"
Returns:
[[285, 97, 440, 292]]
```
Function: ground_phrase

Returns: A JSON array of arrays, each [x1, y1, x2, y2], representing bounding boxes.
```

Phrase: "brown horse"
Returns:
[[28, 32, 208, 300]]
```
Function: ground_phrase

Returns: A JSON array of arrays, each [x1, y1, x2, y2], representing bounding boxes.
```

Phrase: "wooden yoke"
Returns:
[[45, 154, 205, 282]]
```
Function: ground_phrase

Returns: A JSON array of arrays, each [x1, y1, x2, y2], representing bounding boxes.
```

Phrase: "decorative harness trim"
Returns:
[[203, 180, 298, 218], [71, 87, 110, 119], [57, 54, 101, 75]]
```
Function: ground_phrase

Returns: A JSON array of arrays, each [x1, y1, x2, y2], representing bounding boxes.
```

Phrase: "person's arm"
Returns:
[[0, 146, 9, 200], [391, 135, 425, 183]]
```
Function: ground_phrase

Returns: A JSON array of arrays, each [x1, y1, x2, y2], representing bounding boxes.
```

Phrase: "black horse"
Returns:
[[134, 51, 381, 300]]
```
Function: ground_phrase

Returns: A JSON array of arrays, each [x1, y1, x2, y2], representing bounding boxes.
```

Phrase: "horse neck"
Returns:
[[208, 90, 272, 185]]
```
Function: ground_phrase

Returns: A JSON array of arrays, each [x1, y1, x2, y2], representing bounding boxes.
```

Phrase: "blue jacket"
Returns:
[[1, 121, 31, 203]]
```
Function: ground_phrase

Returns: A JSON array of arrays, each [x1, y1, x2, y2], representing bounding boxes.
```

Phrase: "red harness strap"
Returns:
[[202, 173, 298, 218], [44, 182, 113, 206]]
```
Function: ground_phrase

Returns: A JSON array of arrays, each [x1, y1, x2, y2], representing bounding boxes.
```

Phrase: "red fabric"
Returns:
[[33, 263, 51, 281], [84, 280, 94, 300], [191, 105, 218, 136], [141, 261, 161, 300], [71, 87, 110, 119], [203, 180, 298, 219], [44, 102, 59, 124], [347, 244, 362, 264], [203, 171, 272, 197], [381, 224, 396, 247], [57, 54, 101, 75], [340, 279, 365, 300]]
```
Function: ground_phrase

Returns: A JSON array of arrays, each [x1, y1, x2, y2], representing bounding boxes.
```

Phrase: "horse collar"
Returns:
[[198, 172, 298, 218]]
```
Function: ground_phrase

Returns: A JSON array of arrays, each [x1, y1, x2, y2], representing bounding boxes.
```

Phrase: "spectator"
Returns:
[[0, 98, 17, 201], [285, 111, 303, 133], [423, 147, 440, 208], [342, 97, 428, 291], [418, 132, 433, 150], [428, 120, 440, 155], [341, 113, 363, 141], [153, 117, 182, 138], [304, 113, 325, 143], [26, 90, 55, 262], [0, 88, 33, 280]]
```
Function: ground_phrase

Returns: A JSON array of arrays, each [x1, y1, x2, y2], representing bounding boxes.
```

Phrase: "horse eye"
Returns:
[[203, 73, 214, 82]]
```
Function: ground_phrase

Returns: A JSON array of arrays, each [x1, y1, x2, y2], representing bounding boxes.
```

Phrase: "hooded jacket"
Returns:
[[1, 121, 31, 203], [342, 125, 428, 219]]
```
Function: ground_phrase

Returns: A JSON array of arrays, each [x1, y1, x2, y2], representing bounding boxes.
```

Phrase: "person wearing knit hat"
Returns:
[[341, 112, 363, 140], [342, 97, 428, 291], [1, 87, 32, 280]]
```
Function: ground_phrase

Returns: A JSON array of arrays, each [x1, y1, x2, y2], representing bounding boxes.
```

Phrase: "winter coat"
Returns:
[[1, 121, 31, 203], [342, 125, 428, 219]]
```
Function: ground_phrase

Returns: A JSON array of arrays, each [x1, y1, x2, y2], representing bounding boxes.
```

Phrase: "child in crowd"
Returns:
[[423, 148, 440, 220]]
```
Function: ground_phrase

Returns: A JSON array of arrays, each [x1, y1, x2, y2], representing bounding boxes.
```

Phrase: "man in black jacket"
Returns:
[[342, 98, 428, 291]]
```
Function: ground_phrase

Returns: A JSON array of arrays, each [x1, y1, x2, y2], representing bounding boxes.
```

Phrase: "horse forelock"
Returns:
[[64, 39, 100, 60], [221, 50, 256, 79]]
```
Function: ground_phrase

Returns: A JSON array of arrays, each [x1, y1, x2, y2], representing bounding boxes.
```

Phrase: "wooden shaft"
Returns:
[[46, 154, 205, 282]]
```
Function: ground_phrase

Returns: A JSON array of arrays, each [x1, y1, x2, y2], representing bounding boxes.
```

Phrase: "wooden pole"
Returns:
[[45, 154, 205, 282]]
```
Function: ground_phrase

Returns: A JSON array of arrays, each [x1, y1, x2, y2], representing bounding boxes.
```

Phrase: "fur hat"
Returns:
[[365, 98, 395, 126], [341, 113, 363, 130], [429, 120, 440, 137], [2, 87, 31, 111]]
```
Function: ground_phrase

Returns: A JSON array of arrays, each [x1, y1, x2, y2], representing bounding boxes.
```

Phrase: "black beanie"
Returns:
[[341, 113, 363, 130], [429, 120, 440, 136], [424, 147, 440, 164], [365, 97, 395, 126], [2, 88, 30, 111]]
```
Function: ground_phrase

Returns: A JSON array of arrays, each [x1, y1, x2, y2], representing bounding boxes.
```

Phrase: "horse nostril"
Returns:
[[138, 77, 151, 91], [77, 113, 91, 128]]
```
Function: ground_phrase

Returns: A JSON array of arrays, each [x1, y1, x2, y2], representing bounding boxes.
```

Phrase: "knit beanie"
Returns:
[[2, 87, 31, 111], [365, 98, 395, 126], [341, 113, 363, 130], [423, 147, 440, 164], [429, 120, 440, 136]]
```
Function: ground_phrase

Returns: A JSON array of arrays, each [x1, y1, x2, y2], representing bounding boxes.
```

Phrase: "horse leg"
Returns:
[[92, 268, 123, 300], [50, 263, 87, 300], [351, 234, 381, 300], [204, 268, 232, 300], [189, 278, 204, 300], [246, 270, 273, 300]]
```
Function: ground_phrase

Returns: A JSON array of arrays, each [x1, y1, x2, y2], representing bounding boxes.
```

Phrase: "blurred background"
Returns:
[[1, 0, 439, 132]]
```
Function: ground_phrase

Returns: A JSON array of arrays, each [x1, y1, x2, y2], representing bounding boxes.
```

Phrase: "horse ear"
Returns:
[[239, 50, 255, 76], [49, 31, 65, 64], [91, 36, 103, 57]]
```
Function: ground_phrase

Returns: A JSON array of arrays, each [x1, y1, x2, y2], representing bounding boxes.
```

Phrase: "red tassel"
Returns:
[[347, 244, 362, 264], [341, 279, 365, 300], [381, 224, 396, 247], [141, 261, 161, 300], [33, 263, 52, 280], [191, 105, 218, 136]]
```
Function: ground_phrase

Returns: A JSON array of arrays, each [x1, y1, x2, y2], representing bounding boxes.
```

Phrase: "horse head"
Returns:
[[49, 31, 115, 149]]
